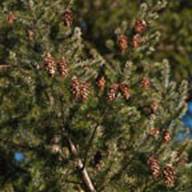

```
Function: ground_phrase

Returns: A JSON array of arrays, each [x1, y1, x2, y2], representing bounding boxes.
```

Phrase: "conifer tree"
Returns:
[[76, 0, 192, 81], [0, 0, 192, 192]]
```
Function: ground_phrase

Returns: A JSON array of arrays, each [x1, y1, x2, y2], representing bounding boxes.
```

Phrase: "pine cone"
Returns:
[[117, 34, 128, 52], [49, 135, 61, 154], [50, 144, 62, 154], [63, 9, 73, 27], [80, 82, 90, 101], [71, 77, 81, 100], [107, 84, 119, 101], [163, 164, 176, 187], [7, 12, 16, 25], [71, 78, 90, 101], [96, 76, 106, 92], [134, 19, 147, 33], [149, 128, 160, 137], [132, 34, 142, 48], [43, 53, 56, 77], [147, 155, 161, 179], [141, 77, 151, 89], [119, 83, 131, 100], [57, 57, 68, 77], [27, 30, 34, 41], [163, 130, 171, 143], [151, 100, 159, 113]]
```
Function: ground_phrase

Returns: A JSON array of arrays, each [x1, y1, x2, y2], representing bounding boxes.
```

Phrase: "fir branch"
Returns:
[[64, 179, 82, 185], [82, 123, 99, 169], [59, 97, 96, 192], [66, 0, 74, 9]]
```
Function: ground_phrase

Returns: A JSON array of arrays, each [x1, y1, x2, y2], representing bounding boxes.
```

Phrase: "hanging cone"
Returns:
[[7, 12, 16, 25], [117, 34, 128, 52], [80, 82, 90, 101], [107, 84, 119, 101], [27, 30, 35, 41], [96, 76, 106, 92], [163, 130, 171, 143], [43, 53, 56, 77], [134, 19, 147, 33], [119, 83, 131, 100], [149, 128, 160, 137], [71, 77, 81, 100], [63, 9, 73, 27], [141, 77, 151, 89], [132, 34, 142, 48], [151, 100, 159, 113], [163, 164, 176, 187], [147, 155, 161, 179], [57, 57, 68, 77]]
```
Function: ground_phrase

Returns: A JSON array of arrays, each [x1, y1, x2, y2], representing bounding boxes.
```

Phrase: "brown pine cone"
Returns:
[[7, 12, 16, 25], [147, 155, 161, 179], [163, 130, 171, 143], [141, 77, 151, 89], [50, 144, 62, 154], [107, 84, 119, 101], [62, 9, 73, 27], [57, 57, 68, 77], [149, 128, 160, 137], [151, 100, 159, 113], [43, 53, 56, 77], [27, 30, 34, 41], [71, 77, 81, 100], [163, 164, 176, 187], [49, 135, 61, 154], [96, 76, 106, 92], [119, 83, 131, 100], [117, 34, 128, 52], [132, 34, 142, 48], [80, 82, 90, 101], [134, 19, 147, 33]]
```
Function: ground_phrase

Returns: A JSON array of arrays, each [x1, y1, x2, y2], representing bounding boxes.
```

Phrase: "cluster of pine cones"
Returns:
[[70, 76, 131, 102], [149, 128, 172, 143], [71, 76, 130, 102], [71, 77, 90, 101], [117, 19, 147, 52], [96, 76, 131, 101], [43, 53, 68, 77], [42, 8, 73, 75], [147, 155, 176, 187], [42, 13, 179, 189], [107, 83, 131, 101]]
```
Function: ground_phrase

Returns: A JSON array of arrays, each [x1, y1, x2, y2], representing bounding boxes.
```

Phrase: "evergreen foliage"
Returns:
[[76, 0, 192, 80], [0, 0, 192, 191]]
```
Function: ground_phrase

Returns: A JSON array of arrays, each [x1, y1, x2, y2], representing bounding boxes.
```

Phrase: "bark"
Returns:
[[67, 137, 96, 192]]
